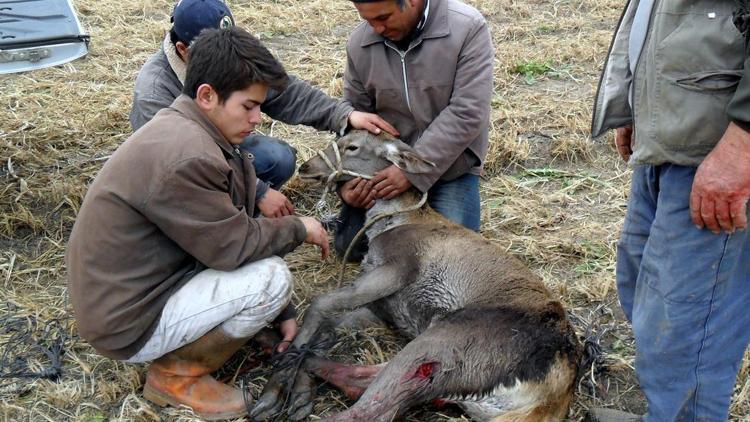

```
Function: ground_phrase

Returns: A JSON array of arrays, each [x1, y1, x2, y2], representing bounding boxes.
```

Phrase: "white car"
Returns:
[[0, 0, 89, 74]]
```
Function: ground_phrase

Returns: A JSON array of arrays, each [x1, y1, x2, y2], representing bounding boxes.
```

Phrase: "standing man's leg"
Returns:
[[632, 164, 750, 421], [617, 165, 659, 320], [588, 166, 658, 422], [428, 172, 481, 231], [241, 134, 297, 189]]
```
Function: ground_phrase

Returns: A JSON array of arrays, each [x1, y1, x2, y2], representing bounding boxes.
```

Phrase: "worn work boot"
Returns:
[[585, 408, 642, 422], [143, 326, 250, 420]]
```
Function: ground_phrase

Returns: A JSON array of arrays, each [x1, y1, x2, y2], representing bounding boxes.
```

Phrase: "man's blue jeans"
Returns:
[[617, 164, 750, 421], [334, 172, 481, 261], [240, 135, 297, 191]]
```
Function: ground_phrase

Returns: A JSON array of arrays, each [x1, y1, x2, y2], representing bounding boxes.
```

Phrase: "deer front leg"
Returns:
[[251, 265, 404, 420], [293, 265, 404, 348]]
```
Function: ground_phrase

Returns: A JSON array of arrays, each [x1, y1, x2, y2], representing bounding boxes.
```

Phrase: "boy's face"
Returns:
[[354, 0, 421, 42], [202, 83, 268, 145]]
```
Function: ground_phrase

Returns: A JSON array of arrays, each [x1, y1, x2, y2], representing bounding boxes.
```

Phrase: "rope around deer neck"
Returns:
[[337, 190, 428, 287]]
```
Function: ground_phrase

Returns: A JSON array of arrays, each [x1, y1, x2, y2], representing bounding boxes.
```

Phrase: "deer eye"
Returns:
[[345, 145, 359, 152]]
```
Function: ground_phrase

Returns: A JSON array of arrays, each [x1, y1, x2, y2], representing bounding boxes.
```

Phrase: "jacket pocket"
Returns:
[[672, 70, 744, 92], [644, 8, 745, 154]]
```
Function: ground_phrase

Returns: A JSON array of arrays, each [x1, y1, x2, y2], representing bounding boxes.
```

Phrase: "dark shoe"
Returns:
[[585, 408, 642, 422]]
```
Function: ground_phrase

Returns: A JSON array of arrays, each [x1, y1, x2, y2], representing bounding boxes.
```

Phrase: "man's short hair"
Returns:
[[183, 27, 289, 102], [170, 0, 234, 45]]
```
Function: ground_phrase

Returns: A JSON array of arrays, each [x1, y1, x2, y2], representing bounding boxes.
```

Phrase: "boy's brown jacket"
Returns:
[[66, 95, 306, 360]]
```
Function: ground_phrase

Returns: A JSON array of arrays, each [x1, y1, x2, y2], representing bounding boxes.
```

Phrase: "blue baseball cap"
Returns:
[[171, 0, 234, 44]]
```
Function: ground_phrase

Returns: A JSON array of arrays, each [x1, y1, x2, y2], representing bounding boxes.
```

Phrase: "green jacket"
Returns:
[[592, 0, 750, 166]]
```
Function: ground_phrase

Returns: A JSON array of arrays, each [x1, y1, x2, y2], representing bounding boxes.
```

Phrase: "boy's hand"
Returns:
[[276, 318, 298, 353], [258, 188, 294, 217], [348, 111, 400, 137], [299, 216, 330, 259]]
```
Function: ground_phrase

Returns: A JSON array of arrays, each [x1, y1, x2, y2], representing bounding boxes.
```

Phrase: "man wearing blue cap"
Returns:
[[131, 0, 397, 219]]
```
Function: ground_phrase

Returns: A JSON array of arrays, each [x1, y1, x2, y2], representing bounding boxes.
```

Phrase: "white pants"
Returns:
[[125, 256, 292, 363]]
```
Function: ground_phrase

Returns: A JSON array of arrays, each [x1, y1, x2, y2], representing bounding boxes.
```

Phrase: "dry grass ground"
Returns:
[[1, 0, 748, 421]]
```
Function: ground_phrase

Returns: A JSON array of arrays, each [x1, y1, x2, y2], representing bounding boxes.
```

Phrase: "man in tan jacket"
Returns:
[[66, 27, 329, 420]]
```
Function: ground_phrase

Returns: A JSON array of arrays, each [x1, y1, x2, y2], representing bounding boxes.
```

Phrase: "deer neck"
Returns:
[[365, 189, 425, 239]]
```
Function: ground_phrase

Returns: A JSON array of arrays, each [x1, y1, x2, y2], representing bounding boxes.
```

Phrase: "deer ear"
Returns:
[[381, 141, 435, 174]]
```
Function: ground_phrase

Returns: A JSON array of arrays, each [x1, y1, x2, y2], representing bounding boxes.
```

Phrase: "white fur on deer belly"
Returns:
[[451, 378, 544, 421]]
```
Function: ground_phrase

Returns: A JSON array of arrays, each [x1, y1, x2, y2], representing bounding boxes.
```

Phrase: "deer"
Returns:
[[250, 130, 581, 422]]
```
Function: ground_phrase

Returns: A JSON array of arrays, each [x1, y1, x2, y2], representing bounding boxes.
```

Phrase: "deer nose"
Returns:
[[299, 162, 309, 173]]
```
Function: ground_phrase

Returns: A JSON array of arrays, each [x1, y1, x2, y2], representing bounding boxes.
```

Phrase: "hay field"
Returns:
[[1, 0, 748, 420]]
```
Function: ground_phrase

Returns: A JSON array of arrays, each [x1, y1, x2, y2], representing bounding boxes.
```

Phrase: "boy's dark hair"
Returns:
[[183, 27, 289, 102]]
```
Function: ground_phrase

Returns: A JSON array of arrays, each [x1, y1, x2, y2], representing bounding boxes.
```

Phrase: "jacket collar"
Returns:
[[170, 95, 236, 156], [360, 0, 450, 47], [163, 33, 187, 85]]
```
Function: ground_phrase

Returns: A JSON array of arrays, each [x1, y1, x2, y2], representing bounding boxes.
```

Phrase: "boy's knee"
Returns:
[[220, 257, 293, 337], [259, 255, 293, 293]]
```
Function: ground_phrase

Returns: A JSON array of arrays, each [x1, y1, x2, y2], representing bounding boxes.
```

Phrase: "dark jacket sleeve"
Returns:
[[130, 54, 182, 132], [130, 91, 173, 132], [407, 21, 494, 192], [142, 157, 307, 271], [261, 75, 354, 134], [727, 56, 750, 131]]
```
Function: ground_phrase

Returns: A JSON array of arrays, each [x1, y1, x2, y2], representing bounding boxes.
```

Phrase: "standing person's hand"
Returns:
[[276, 318, 298, 353], [690, 122, 750, 234], [258, 188, 294, 218], [339, 177, 376, 208], [615, 125, 634, 161], [348, 111, 400, 137], [372, 165, 412, 200], [299, 216, 330, 259]]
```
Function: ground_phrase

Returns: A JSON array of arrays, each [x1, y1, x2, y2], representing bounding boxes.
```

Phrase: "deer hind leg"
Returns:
[[317, 315, 578, 422]]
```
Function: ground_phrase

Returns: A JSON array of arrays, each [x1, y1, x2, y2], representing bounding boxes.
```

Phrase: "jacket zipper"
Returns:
[[234, 146, 253, 211], [385, 41, 422, 115]]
